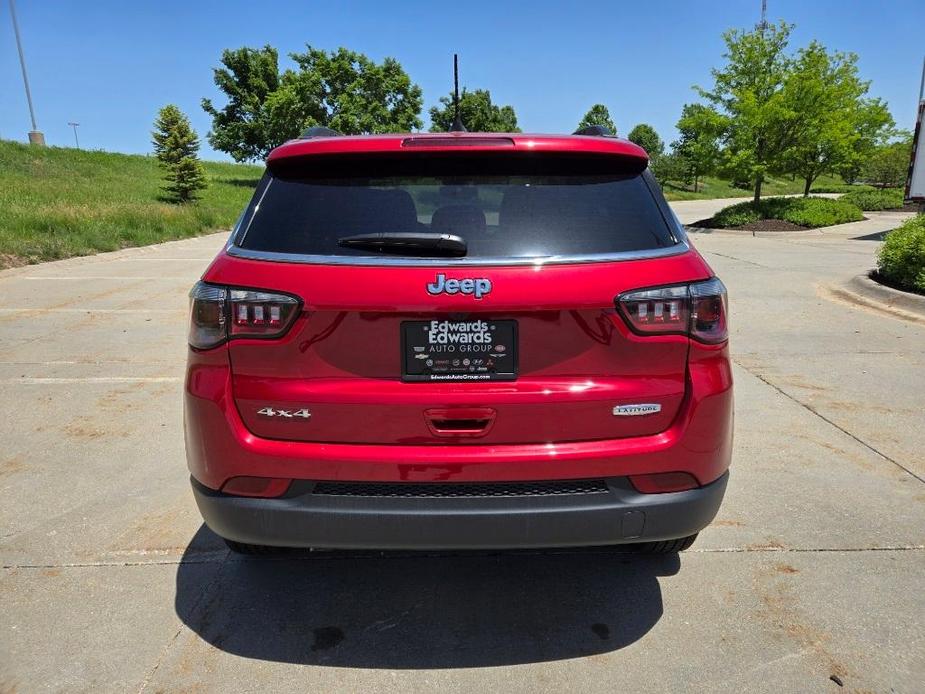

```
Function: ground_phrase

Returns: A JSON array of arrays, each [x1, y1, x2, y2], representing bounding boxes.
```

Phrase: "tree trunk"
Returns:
[[803, 176, 813, 197], [694, 174, 699, 193], [753, 176, 763, 204]]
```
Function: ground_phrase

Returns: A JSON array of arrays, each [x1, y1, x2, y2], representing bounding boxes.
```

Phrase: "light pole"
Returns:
[[9, 0, 44, 145], [68, 122, 80, 149]]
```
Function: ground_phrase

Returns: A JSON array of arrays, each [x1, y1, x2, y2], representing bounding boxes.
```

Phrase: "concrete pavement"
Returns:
[[1, 199, 923, 692]]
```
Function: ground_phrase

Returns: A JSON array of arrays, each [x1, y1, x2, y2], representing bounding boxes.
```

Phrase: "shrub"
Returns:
[[706, 196, 864, 229], [810, 184, 876, 194], [709, 200, 764, 227], [877, 214, 925, 294], [840, 188, 904, 211], [780, 197, 864, 227]]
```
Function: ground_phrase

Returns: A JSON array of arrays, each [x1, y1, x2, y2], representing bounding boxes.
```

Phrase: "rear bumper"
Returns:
[[192, 472, 728, 550]]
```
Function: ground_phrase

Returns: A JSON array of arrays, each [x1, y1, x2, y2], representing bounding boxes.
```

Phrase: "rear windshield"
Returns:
[[237, 156, 676, 259]]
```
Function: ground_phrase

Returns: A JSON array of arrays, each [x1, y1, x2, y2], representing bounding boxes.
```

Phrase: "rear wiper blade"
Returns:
[[337, 232, 467, 257]]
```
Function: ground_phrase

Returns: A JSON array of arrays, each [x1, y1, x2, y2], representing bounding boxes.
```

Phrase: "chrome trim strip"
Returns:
[[224, 238, 692, 267]]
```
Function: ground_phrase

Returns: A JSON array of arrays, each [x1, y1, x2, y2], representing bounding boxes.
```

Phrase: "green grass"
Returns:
[[702, 196, 864, 229], [877, 214, 925, 294], [0, 140, 261, 267], [659, 174, 844, 201]]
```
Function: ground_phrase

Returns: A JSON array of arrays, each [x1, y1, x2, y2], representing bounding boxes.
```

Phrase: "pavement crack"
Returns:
[[136, 549, 230, 694], [704, 250, 771, 268], [733, 358, 925, 484], [2, 555, 227, 569]]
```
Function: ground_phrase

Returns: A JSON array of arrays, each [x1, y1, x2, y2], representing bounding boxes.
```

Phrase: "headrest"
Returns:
[[430, 204, 487, 236]]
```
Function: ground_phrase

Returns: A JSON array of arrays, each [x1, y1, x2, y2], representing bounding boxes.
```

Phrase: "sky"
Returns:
[[1, 0, 923, 162]]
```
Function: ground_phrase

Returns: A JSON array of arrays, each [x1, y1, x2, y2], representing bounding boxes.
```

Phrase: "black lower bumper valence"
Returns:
[[192, 472, 728, 550]]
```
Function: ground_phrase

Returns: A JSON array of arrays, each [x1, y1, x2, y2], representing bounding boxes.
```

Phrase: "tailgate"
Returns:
[[215, 255, 710, 445]]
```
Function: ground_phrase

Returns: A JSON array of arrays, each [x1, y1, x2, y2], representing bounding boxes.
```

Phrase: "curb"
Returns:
[[826, 272, 925, 323]]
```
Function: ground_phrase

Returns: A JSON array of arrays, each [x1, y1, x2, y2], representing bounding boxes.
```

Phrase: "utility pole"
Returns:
[[9, 0, 44, 145], [68, 122, 80, 149]]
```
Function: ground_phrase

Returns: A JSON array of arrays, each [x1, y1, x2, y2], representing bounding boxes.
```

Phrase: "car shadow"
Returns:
[[175, 525, 678, 669]]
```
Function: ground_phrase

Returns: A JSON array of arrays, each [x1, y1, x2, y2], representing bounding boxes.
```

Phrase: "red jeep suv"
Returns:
[[185, 129, 733, 555]]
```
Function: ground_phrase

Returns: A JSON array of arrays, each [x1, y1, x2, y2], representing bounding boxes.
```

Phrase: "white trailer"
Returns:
[[905, 58, 925, 202]]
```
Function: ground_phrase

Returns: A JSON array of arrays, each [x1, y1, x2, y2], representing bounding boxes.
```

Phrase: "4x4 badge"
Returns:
[[427, 273, 492, 299], [257, 407, 311, 419]]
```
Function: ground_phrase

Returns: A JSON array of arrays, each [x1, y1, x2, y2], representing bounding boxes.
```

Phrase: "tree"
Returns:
[[863, 136, 913, 188], [268, 47, 423, 142], [778, 42, 894, 195], [577, 104, 616, 135], [698, 22, 794, 202], [151, 105, 207, 203], [201, 46, 281, 163], [429, 89, 519, 132], [839, 100, 896, 184], [672, 104, 726, 192], [203, 45, 423, 162], [628, 124, 664, 157], [650, 152, 687, 187]]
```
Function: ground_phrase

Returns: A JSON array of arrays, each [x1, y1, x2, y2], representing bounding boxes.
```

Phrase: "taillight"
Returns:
[[189, 283, 227, 350], [689, 278, 728, 343], [228, 288, 300, 338], [616, 278, 728, 344], [617, 285, 689, 335], [188, 281, 300, 349]]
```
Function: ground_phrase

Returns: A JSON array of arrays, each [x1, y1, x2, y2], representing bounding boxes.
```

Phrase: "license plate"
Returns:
[[402, 319, 518, 382]]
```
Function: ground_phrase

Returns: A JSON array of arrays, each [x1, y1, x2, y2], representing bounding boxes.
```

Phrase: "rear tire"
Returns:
[[633, 533, 698, 554], [223, 538, 288, 556]]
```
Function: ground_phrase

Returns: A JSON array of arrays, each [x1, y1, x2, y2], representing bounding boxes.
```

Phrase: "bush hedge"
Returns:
[[877, 214, 925, 294], [706, 196, 864, 229], [839, 188, 904, 211]]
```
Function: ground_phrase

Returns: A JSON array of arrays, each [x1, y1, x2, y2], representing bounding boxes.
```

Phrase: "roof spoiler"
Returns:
[[573, 125, 613, 137], [300, 126, 342, 139]]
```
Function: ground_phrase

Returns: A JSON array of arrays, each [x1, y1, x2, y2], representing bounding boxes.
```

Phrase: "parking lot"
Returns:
[[1, 199, 923, 693]]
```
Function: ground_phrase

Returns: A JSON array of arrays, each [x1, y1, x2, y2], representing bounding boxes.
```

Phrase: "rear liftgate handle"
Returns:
[[424, 407, 497, 438]]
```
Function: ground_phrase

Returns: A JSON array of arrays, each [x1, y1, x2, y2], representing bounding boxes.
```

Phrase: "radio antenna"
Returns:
[[449, 54, 467, 132]]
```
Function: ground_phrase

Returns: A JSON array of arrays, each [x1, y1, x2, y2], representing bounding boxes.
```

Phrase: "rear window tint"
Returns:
[[238, 156, 676, 259]]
